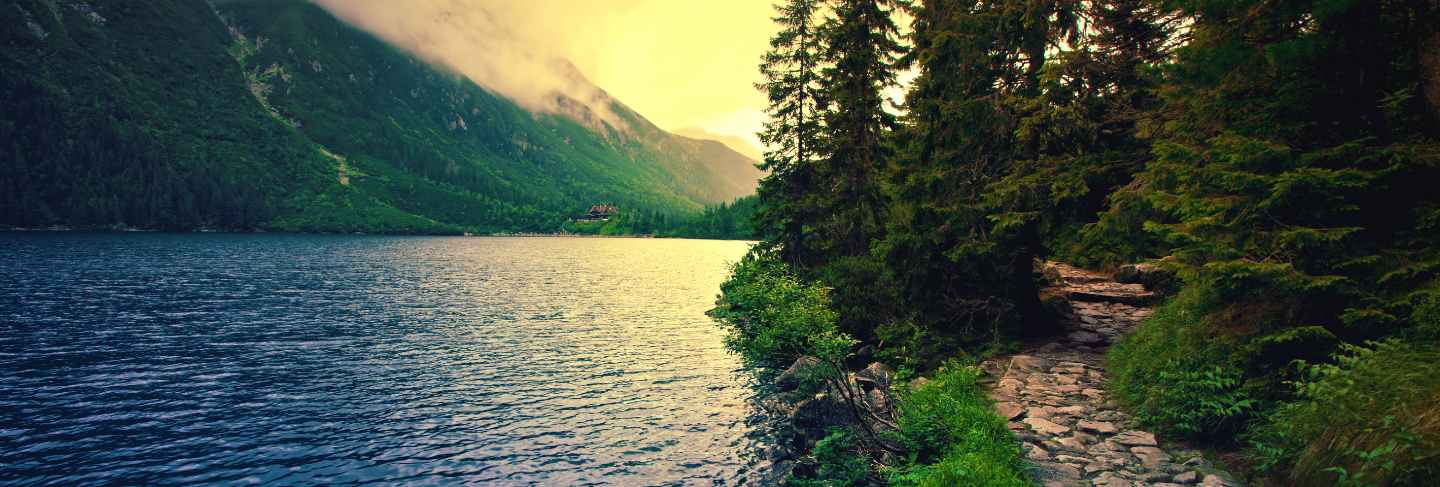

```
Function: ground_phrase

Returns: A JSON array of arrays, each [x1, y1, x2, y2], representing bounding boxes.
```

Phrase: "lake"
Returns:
[[0, 233, 774, 486]]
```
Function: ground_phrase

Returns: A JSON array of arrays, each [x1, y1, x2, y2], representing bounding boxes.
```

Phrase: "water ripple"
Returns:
[[0, 233, 775, 486]]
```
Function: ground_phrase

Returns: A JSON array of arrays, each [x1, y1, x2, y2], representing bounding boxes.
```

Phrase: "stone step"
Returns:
[[1066, 289, 1159, 306]]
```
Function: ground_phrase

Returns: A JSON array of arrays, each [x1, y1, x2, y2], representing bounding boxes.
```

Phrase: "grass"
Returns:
[[884, 364, 1030, 487]]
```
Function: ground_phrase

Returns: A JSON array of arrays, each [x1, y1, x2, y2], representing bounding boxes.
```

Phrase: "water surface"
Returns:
[[0, 233, 771, 486]]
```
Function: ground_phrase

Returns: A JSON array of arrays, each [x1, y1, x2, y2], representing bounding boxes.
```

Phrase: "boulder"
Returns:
[[1115, 261, 1177, 293], [863, 387, 890, 416], [843, 344, 876, 370], [1039, 261, 1064, 286], [853, 362, 894, 391], [790, 393, 851, 442], [775, 356, 821, 392]]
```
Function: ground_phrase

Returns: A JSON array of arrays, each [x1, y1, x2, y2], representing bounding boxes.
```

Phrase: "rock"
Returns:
[[1131, 446, 1171, 469], [1010, 355, 1051, 373], [1172, 471, 1198, 484], [1068, 288, 1159, 306], [1093, 471, 1132, 487], [997, 378, 1026, 394], [1054, 435, 1087, 453], [1078, 420, 1118, 434], [775, 356, 821, 392], [997, 401, 1025, 420], [1040, 261, 1064, 285], [1052, 384, 1081, 394], [1024, 442, 1053, 461], [1116, 261, 1177, 293], [843, 344, 877, 370], [1067, 330, 1106, 345], [1201, 474, 1234, 487], [1112, 431, 1158, 446], [864, 388, 890, 416], [909, 377, 931, 391], [1023, 417, 1071, 436], [1029, 462, 1082, 484], [1036, 342, 1067, 353], [853, 362, 893, 391], [790, 393, 850, 441], [1027, 406, 1055, 419]]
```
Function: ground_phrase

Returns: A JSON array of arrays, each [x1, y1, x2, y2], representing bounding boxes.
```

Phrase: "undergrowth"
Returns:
[[884, 364, 1029, 487]]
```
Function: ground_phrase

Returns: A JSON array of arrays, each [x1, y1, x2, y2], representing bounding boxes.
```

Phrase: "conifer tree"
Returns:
[[813, 0, 903, 262], [992, 0, 1175, 266], [1121, 0, 1440, 375], [870, 0, 1071, 358], [756, 0, 827, 265]]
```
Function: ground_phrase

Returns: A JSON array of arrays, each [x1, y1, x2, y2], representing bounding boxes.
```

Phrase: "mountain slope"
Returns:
[[0, 0, 760, 233], [673, 127, 765, 162]]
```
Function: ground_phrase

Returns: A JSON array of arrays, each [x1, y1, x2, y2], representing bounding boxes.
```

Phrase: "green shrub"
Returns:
[[786, 427, 872, 487], [713, 248, 851, 368], [1248, 339, 1440, 487], [885, 364, 1028, 487], [1107, 291, 1256, 442]]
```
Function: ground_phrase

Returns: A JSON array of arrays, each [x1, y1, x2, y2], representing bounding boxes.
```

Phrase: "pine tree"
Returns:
[[1120, 0, 1440, 379], [756, 0, 827, 265], [867, 0, 1068, 358], [813, 0, 903, 262], [990, 0, 1175, 266]]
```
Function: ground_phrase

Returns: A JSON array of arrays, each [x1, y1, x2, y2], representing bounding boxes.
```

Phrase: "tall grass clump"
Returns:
[[884, 364, 1029, 487]]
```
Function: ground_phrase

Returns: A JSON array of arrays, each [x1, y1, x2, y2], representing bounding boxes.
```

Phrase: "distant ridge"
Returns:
[[0, 0, 761, 233]]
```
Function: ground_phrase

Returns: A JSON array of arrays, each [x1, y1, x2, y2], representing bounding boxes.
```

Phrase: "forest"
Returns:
[[0, 0, 760, 237], [561, 196, 761, 239], [713, 0, 1440, 485]]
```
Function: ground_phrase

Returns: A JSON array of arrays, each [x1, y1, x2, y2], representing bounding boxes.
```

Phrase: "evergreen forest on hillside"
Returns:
[[0, 0, 761, 237], [715, 0, 1440, 485]]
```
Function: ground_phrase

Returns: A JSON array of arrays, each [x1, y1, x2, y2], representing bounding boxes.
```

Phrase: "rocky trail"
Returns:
[[980, 263, 1240, 487]]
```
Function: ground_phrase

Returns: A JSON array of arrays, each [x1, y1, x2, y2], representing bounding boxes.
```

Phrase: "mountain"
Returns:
[[673, 127, 766, 162], [0, 0, 761, 233]]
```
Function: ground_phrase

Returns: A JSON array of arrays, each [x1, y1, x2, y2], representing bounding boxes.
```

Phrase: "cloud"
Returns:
[[309, 0, 637, 130]]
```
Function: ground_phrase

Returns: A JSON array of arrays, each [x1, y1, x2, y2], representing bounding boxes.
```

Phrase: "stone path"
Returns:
[[980, 263, 1239, 487]]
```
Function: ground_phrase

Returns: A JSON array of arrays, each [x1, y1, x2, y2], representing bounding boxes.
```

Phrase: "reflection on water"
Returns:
[[0, 233, 774, 485]]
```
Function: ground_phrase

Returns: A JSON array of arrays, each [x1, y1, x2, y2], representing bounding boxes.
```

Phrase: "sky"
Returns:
[[311, 0, 780, 154]]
